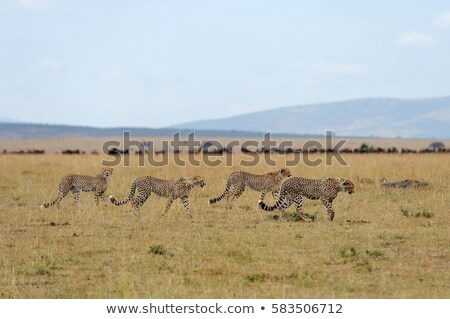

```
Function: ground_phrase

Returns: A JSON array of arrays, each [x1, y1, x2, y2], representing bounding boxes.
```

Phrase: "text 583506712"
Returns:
[[271, 303, 343, 314]]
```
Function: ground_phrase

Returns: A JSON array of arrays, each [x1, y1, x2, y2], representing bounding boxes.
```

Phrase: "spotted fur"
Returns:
[[258, 177, 354, 221], [109, 175, 206, 216], [208, 168, 291, 208], [41, 168, 113, 209]]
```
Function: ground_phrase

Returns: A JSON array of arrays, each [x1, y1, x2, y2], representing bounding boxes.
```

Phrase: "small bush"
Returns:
[[356, 259, 373, 272], [148, 245, 166, 255], [340, 247, 357, 259], [35, 267, 51, 276], [366, 250, 384, 259], [415, 211, 433, 218], [244, 272, 269, 283], [401, 207, 433, 218], [401, 207, 410, 217]]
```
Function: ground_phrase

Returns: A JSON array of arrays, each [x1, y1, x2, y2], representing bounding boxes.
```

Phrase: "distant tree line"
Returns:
[[1, 142, 447, 155]]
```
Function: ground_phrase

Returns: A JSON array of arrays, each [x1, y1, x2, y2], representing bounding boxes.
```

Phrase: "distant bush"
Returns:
[[400, 207, 433, 218]]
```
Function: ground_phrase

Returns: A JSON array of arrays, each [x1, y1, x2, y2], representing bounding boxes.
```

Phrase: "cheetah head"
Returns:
[[339, 179, 355, 194], [279, 168, 292, 178], [185, 176, 206, 188], [102, 168, 114, 179]]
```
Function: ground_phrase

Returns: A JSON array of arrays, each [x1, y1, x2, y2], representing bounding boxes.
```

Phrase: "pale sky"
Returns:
[[0, 0, 449, 127]]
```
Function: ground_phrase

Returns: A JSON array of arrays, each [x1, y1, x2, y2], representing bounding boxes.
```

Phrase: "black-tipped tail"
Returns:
[[258, 200, 277, 211], [110, 181, 136, 206], [258, 191, 286, 211], [40, 199, 57, 209], [109, 195, 131, 206], [208, 179, 231, 205], [209, 194, 224, 205]]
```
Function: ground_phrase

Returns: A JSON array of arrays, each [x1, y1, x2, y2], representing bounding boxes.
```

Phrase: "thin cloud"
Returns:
[[397, 31, 435, 47], [434, 11, 450, 28], [17, 0, 51, 10], [37, 57, 63, 70], [313, 62, 369, 75]]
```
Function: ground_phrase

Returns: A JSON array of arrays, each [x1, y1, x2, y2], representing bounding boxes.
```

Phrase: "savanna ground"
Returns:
[[0, 151, 449, 298]]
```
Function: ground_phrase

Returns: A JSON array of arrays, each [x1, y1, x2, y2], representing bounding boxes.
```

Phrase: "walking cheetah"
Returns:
[[208, 168, 291, 208], [40, 168, 113, 209], [109, 175, 206, 216], [258, 177, 354, 221]]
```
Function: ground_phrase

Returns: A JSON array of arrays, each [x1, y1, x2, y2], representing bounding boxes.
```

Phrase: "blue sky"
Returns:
[[0, 0, 449, 127]]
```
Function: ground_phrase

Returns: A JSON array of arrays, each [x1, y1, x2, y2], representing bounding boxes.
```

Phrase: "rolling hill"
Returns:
[[0, 123, 308, 140], [175, 96, 450, 138]]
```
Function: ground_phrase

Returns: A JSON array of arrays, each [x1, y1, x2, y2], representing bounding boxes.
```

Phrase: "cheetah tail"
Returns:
[[109, 181, 137, 206], [208, 178, 232, 205], [258, 191, 285, 211], [40, 198, 58, 209]]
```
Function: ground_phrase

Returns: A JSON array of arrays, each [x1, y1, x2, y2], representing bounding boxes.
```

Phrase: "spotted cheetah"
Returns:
[[109, 175, 206, 216], [258, 177, 354, 221], [379, 178, 429, 189], [41, 168, 113, 209], [208, 168, 291, 208]]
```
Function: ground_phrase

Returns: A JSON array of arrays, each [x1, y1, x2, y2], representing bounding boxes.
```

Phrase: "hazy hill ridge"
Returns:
[[175, 96, 450, 138], [0, 123, 312, 140], [2, 96, 450, 139]]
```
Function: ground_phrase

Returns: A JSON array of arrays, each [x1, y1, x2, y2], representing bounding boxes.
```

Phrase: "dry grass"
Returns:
[[0, 153, 449, 298]]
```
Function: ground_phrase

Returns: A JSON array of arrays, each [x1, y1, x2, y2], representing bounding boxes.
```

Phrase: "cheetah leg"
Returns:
[[94, 192, 104, 208], [270, 189, 284, 214], [101, 193, 109, 207], [181, 196, 192, 217], [131, 192, 149, 217], [99, 193, 108, 204], [322, 199, 335, 221], [71, 189, 81, 209], [230, 185, 245, 210], [160, 197, 174, 216], [293, 195, 312, 222], [278, 195, 291, 216], [56, 187, 70, 210], [224, 191, 232, 208]]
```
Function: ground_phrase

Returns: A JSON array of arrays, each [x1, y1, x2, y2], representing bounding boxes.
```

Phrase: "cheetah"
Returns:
[[258, 177, 354, 222], [41, 168, 113, 209], [208, 168, 291, 208], [379, 178, 429, 189], [109, 175, 206, 216]]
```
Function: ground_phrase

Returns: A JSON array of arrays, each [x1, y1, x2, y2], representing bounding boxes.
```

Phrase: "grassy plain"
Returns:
[[0, 152, 449, 298]]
